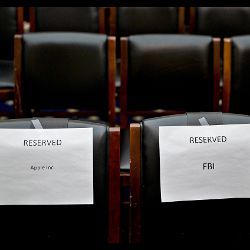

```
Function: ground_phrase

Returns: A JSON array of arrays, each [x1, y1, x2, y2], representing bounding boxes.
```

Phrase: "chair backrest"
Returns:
[[0, 117, 120, 247], [29, 7, 106, 33], [130, 112, 250, 248], [190, 7, 250, 37], [0, 7, 23, 60], [120, 34, 220, 128], [109, 7, 185, 36], [14, 33, 116, 125], [223, 35, 250, 114]]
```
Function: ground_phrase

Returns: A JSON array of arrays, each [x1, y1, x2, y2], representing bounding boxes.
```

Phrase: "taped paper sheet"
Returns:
[[0, 128, 93, 205], [159, 124, 250, 202]]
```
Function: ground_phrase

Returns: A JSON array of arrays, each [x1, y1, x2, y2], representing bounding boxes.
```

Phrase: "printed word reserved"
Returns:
[[190, 136, 227, 144], [24, 139, 62, 147]]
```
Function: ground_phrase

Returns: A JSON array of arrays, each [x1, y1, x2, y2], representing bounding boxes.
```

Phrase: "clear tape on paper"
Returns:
[[31, 119, 44, 129], [198, 117, 209, 126]]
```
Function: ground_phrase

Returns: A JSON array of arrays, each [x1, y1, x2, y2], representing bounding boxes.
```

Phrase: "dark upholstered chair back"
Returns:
[[0, 118, 108, 248], [0, 7, 20, 60], [126, 34, 216, 111], [223, 35, 250, 115], [32, 7, 100, 33], [131, 112, 250, 248], [15, 32, 115, 121], [192, 7, 250, 37], [117, 7, 179, 36]]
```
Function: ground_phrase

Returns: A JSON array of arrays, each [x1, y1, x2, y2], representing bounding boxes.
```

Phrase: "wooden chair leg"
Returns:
[[108, 127, 120, 244], [130, 123, 142, 245]]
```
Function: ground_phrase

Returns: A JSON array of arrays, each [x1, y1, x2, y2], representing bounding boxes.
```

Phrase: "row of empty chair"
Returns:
[[10, 32, 250, 120], [1, 7, 250, 103], [2, 8, 250, 115], [20, 7, 250, 37]]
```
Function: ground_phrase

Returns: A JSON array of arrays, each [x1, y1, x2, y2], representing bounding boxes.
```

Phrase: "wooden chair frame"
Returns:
[[189, 7, 196, 33], [14, 35, 116, 126], [108, 7, 185, 36], [222, 38, 232, 113], [130, 123, 142, 244], [29, 7, 107, 34], [0, 7, 24, 103], [120, 37, 221, 129], [17, 7, 24, 34], [108, 127, 121, 244]]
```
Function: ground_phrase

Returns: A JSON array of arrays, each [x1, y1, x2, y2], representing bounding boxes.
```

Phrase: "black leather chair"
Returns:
[[29, 7, 106, 34], [14, 32, 116, 125], [119, 35, 222, 234], [223, 35, 250, 114], [120, 34, 220, 128], [0, 117, 120, 247], [190, 7, 250, 37], [0, 7, 23, 114], [109, 7, 185, 36], [130, 112, 250, 248]]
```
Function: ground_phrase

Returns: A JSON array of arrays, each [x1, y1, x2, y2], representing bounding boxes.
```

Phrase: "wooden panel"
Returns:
[[108, 127, 120, 244], [222, 38, 232, 113], [130, 123, 141, 244]]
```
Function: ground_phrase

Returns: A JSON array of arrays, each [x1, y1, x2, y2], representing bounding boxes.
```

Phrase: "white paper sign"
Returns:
[[159, 124, 250, 202], [0, 128, 93, 205]]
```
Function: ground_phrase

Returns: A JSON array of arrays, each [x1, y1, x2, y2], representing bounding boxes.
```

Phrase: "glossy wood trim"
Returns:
[[178, 7, 185, 33], [17, 7, 24, 34], [130, 123, 141, 244], [189, 7, 196, 33], [213, 37, 221, 111], [29, 7, 36, 32], [98, 7, 106, 34], [14, 35, 23, 118], [222, 38, 232, 113], [109, 7, 116, 36], [108, 127, 121, 244], [120, 37, 128, 129], [108, 36, 116, 126]]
